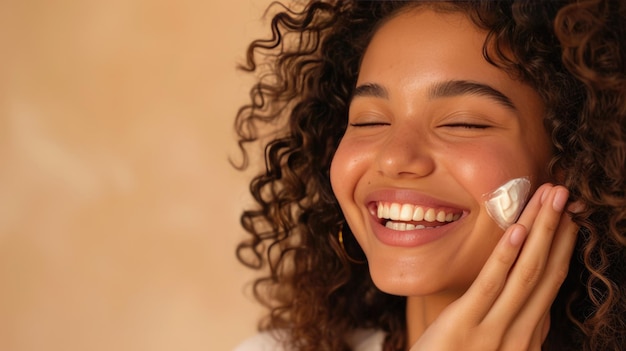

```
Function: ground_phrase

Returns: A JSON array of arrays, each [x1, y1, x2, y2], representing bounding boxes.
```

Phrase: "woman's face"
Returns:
[[330, 9, 552, 297]]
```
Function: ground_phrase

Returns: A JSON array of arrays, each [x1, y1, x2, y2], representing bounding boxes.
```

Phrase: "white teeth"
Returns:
[[412, 207, 424, 221], [389, 203, 401, 219], [385, 221, 438, 231], [436, 211, 447, 222], [385, 222, 420, 231], [424, 208, 436, 222], [400, 204, 413, 221], [376, 201, 462, 226]]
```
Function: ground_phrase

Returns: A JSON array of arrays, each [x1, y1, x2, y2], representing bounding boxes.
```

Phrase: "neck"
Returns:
[[405, 292, 462, 347]]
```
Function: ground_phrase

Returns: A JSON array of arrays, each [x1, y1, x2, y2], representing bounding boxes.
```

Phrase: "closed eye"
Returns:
[[442, 123, 489, 129], [349, 122, 390, 127]]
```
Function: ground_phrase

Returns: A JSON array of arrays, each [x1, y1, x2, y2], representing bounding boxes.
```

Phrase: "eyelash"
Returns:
[[349, 122, 390, 128], [443, 123, 489, 129], [349, 122, 489, 129]]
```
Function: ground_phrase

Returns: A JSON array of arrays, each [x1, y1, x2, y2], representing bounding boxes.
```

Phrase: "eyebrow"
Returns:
[[352, 83, 389, 100], [429, 80, 516, 111], [351, 80, 516, 111]]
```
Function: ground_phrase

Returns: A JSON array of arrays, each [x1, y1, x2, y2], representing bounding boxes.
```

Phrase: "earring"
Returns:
[[338, 227, 366, 264]]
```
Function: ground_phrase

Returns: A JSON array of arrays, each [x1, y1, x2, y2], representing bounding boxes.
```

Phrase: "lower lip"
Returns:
[[369, 216, 460, 247]]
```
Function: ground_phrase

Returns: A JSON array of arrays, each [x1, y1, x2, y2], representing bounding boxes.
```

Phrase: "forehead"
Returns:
[[355, 9, 546, 113], [359, 9, 493, 86]]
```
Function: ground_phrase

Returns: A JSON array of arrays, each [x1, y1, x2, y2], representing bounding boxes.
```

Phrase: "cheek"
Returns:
[[330, 141, 363, 202], [445, 142, 540, 201]]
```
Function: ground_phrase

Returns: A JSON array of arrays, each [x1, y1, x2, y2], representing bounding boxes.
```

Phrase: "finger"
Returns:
[[500, 297, 550, 351], [505, 208, 578, 341], [498, 308, 549, 351], [453, 185, 552, 323], [538, 311, 551, 349], [483, 186, 569, 330], [454, 223, 528, 324], [515, 183, 559, 231], [526, 310, 550, 351]]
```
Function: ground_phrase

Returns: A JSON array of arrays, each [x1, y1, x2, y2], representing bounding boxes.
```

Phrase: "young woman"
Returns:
[[233, 1, 626, 350]]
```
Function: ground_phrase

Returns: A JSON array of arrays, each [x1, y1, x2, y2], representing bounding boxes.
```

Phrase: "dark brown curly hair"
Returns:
[[233, 1, 626, 350]]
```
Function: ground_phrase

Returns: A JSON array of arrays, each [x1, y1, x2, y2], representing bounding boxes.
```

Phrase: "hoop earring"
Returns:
[[338, 227, 366, 264]]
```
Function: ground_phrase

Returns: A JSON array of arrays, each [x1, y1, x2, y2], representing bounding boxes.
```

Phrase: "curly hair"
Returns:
[[233, 1, 626, 350]]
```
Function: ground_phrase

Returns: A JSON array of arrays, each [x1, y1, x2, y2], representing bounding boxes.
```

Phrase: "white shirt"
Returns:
[[234, 329, 386, 351]]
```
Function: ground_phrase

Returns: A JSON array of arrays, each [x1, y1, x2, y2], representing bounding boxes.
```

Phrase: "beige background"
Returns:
[[0, 0, 275, 350]]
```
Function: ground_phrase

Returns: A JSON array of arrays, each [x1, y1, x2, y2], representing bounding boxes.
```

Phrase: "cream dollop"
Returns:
[[484, 177, 531, 230]]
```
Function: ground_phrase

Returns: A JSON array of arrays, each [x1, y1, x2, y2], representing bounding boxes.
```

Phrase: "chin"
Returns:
[[367, 257, 441, 296], [366, 255, 477, 297]]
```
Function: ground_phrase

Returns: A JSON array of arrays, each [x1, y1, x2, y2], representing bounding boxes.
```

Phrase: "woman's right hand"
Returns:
[[410, 184, 580, 351]]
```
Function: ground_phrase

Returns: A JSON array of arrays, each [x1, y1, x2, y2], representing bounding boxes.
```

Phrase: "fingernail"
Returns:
[[540, 186, 551, 204], [552, 188, 568, 211], [509, 225, 527, 246]]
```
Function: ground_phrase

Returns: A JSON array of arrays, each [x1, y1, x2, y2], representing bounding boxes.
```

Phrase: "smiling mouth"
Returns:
[[375, 202, 463, 231]]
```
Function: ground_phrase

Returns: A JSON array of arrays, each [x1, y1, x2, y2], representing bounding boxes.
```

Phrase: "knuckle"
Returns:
[[543, 218, 560, 234], [475, 277, 503, 297], [517, 264, 543, 286], [494, 249, 516, 266]]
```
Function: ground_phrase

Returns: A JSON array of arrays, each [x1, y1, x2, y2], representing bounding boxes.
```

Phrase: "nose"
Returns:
[[376, 127, 435, 179]]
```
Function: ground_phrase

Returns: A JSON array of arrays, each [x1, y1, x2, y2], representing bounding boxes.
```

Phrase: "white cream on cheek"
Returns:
[[483, 177, 531, 229]]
